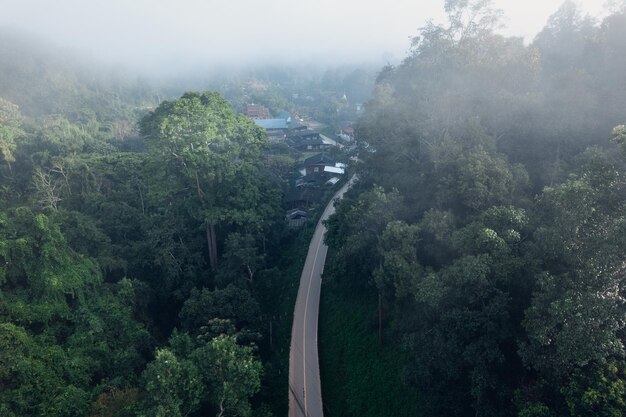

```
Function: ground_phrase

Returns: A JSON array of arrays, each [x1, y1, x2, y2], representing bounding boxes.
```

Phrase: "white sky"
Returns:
[[0, 0, 611, 74]]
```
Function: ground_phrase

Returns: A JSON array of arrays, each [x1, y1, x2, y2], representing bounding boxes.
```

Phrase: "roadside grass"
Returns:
[[254, 224, 315, 416], [318, 270, 420, 417]]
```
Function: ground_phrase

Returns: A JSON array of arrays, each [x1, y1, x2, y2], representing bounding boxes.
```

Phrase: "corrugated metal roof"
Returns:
[[254, 118, 290, 129], [324, 166, 345, 174]]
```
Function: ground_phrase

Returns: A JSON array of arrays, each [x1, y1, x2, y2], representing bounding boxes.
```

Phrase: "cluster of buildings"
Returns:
[[244, 103, 353, 227], [283, 152, 346, 226], [249, 114, 334, 151]]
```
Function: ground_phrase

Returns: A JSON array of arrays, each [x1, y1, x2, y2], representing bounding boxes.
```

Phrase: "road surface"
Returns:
[[288, 177, 355, 417]]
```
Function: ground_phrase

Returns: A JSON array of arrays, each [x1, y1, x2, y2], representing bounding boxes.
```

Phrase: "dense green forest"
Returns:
[[2, 0, 626, 416], [0, 24, 372, 416], [323, 1, 626, 416], [0, 31, 306, 416]]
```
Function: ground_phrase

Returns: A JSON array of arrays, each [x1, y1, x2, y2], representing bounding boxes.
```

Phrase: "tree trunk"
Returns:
[[206, 223, 218, 271]]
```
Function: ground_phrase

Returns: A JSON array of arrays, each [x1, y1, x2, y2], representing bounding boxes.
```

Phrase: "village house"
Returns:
[[337, 123, 355, 142], [285, 208, 309, 227], [284, 187, 323, 210], [244, 104, 271, 119], [288, 129, 330, 151], [254, 117, 292, 131], [303, 153, 336, 176], [288, 128, 320, 141]]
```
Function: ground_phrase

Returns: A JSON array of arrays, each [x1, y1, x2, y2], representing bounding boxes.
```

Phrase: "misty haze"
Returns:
[[1, 1, 626, 417]]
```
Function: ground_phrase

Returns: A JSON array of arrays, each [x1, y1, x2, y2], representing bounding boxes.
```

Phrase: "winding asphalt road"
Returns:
[[288, 177, 355, 417]]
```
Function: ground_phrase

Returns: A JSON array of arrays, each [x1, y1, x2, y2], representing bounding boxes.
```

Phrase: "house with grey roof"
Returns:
[[303, 153, 336, 176]]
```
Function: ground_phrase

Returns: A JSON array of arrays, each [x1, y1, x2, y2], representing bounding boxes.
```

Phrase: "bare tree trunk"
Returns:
[[207, 223, 218, 271]]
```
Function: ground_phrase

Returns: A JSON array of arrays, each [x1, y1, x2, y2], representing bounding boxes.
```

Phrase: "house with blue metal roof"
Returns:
[[253, 117, 292, 130]]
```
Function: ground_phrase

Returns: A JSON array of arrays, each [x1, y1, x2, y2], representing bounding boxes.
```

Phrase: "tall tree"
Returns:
[[140, 92, 268, 271]]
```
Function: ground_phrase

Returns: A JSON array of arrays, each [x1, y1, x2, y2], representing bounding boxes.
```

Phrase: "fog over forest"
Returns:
[[2, 1, 626, 417], [0, 0, 610, 74]]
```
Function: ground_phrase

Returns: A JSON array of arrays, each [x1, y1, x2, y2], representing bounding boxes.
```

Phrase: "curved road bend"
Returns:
[[289, 177, 355, 417]]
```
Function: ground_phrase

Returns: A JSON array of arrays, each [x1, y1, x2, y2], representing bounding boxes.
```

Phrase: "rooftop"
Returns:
[[287, 128, 319, 139], [289, 136, 325, 147], [324, 166, 345, 174], [304, 153, 336, 166], [254, 118, 291, 130]]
